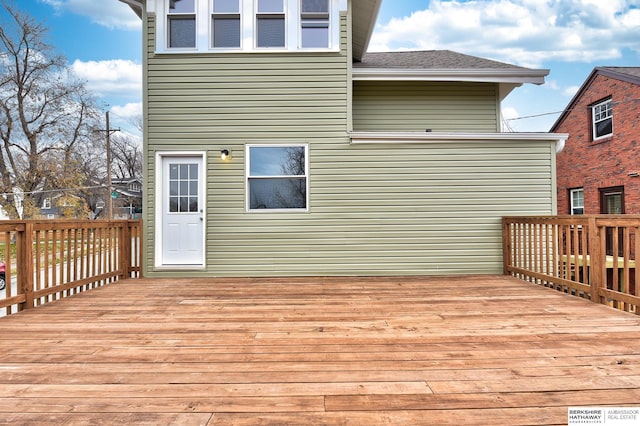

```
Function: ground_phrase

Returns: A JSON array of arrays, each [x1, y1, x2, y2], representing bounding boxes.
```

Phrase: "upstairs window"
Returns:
[[212, 0, 241, 48], [156, 0, 340, 53], [570, 188, 584, 215], [300, 0, 329, 48], [256, 0, 286, 48], [592, 98, 612, 140], [168, 0, 196, 48]]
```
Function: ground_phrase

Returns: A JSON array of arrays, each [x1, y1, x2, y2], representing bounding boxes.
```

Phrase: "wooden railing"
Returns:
[[503, 215, 640, 315], [0, 220, 142, 316]]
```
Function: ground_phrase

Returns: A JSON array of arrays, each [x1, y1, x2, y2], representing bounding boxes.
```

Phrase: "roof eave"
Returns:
[[352, 68, 549, 85], [550, 67, 599, 132], [351, 0, 383, 62], [119, 0, 143, 18]]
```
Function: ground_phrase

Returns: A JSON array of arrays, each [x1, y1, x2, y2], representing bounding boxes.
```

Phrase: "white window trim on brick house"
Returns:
[[591, 98, 613, 141], [570, 188, 584, 215]]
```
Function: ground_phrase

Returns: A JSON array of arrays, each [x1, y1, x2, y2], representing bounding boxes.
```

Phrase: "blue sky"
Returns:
[[7, 0, 640, 134]]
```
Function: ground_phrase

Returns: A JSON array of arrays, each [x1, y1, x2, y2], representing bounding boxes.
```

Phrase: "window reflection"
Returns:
[[248, 146, 307, 210]]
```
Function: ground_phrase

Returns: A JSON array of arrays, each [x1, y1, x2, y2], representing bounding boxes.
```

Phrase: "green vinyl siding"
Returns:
[[143, 15, 557, 277], [204, 141, 556, 276], [352, 81, 499, 132]]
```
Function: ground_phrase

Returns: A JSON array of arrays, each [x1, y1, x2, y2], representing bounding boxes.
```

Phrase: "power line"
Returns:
[[505, 97, 640, 122], [0, 184, 107, 198]]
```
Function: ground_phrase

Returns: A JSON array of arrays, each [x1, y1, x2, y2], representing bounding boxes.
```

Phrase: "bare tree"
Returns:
[[110, 132, 143, 180], [0, 2, 100, 218]]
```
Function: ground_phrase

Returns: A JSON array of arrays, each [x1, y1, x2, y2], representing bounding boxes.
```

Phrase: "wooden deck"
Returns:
[[0, 275, 639, 425]]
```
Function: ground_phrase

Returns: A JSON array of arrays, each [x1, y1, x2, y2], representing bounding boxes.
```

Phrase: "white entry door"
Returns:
[[160, 156, 204, 266]]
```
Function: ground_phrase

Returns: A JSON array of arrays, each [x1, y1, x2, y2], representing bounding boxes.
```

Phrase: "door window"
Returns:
[[169, 163, 199, 213]]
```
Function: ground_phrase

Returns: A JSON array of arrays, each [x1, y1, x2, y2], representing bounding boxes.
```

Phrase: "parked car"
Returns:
[[0, 262, 5, 291]]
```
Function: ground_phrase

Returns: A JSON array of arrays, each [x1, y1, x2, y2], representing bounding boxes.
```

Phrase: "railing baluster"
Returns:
[[503, 215, 640, 314], [0, 220, 142, 317]]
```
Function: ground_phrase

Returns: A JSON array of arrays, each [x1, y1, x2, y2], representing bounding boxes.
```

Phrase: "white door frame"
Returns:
[[154, 151, 207, 268]]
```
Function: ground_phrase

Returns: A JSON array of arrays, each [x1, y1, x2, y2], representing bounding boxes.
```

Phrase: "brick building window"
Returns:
[[600, 186, 624, 256], [592, 98, 612, 140], [600, 186, 624, 214], [570, 188, 584, 215]]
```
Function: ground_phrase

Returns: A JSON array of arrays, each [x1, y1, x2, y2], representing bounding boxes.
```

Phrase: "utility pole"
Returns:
[[106, 111, 113, 220], [98, 110, 120, 220]]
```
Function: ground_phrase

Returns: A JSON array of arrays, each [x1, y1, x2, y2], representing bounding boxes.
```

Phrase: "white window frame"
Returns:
[[570, 188, 584, 215], [246, 144, 309, 212], [299, 0, 330, 49], [211, 0, 242, 49], [42, 198, 51, 209], [166, 0, 198, 50], [152, 0, 344, 54], [592, 98, 613, 140]]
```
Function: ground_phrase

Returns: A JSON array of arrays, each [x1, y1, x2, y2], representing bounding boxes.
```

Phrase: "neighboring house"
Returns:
[[38, 193, 89, 219], [112, 178, 143, 219], [552, 67, 640, 216], [121, 0, 566, 278]]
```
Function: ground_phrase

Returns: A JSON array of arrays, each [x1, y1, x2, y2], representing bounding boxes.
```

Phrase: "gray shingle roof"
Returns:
[[354, 50, 531, 71], [598, 67, 640, 82]]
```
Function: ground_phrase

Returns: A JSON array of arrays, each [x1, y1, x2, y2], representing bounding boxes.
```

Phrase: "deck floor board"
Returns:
[[0, 275, 639, 425]]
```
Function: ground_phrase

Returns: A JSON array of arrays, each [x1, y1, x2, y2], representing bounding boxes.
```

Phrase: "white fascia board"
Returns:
[[119, 0, 142, 6], [350, 131, 569, 151], [146, 0, 156, 15], [352, 68, 549, 85]]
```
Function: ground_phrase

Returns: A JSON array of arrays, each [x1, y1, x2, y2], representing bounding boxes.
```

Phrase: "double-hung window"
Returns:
[[168, 0, 196, 48], [212, 0, 241, 48], [300, 0, 329, 48], [592, 98, 613, 140], [570, 188, 584, 215], [256, 0, 286, 48], [247, 145, 308, 210]]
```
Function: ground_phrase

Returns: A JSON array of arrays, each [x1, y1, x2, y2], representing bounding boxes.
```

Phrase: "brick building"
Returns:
[[552, 67, 640, 215]]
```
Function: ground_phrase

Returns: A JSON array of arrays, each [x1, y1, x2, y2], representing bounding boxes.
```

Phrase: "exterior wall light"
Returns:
[[220, 149, 231, 160]]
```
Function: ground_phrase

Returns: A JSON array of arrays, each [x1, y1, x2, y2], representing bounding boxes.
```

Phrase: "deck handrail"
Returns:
[[0, 220, 142, 316], [503, 215, 640, 314]]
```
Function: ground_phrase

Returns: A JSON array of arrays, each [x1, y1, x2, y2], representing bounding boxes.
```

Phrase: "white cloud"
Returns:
[[109, 103, 143, 137], [563, 85, 581, 98], [39, 0, 140, 31], [370, 0, 640, 67], [111, 102, 142, 120], [71, 59, 142, 98]]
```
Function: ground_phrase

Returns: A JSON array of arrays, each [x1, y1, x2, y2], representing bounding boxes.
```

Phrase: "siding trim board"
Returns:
[[352, 68, 548, 85], [350, 131, 568, 145]]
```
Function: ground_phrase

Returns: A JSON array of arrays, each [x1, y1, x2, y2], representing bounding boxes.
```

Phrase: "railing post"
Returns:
[[17, 221, 34, 310], [588, 216, 604, 305], [120, 221, 132, 279], [502, 218, 511, 275]]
